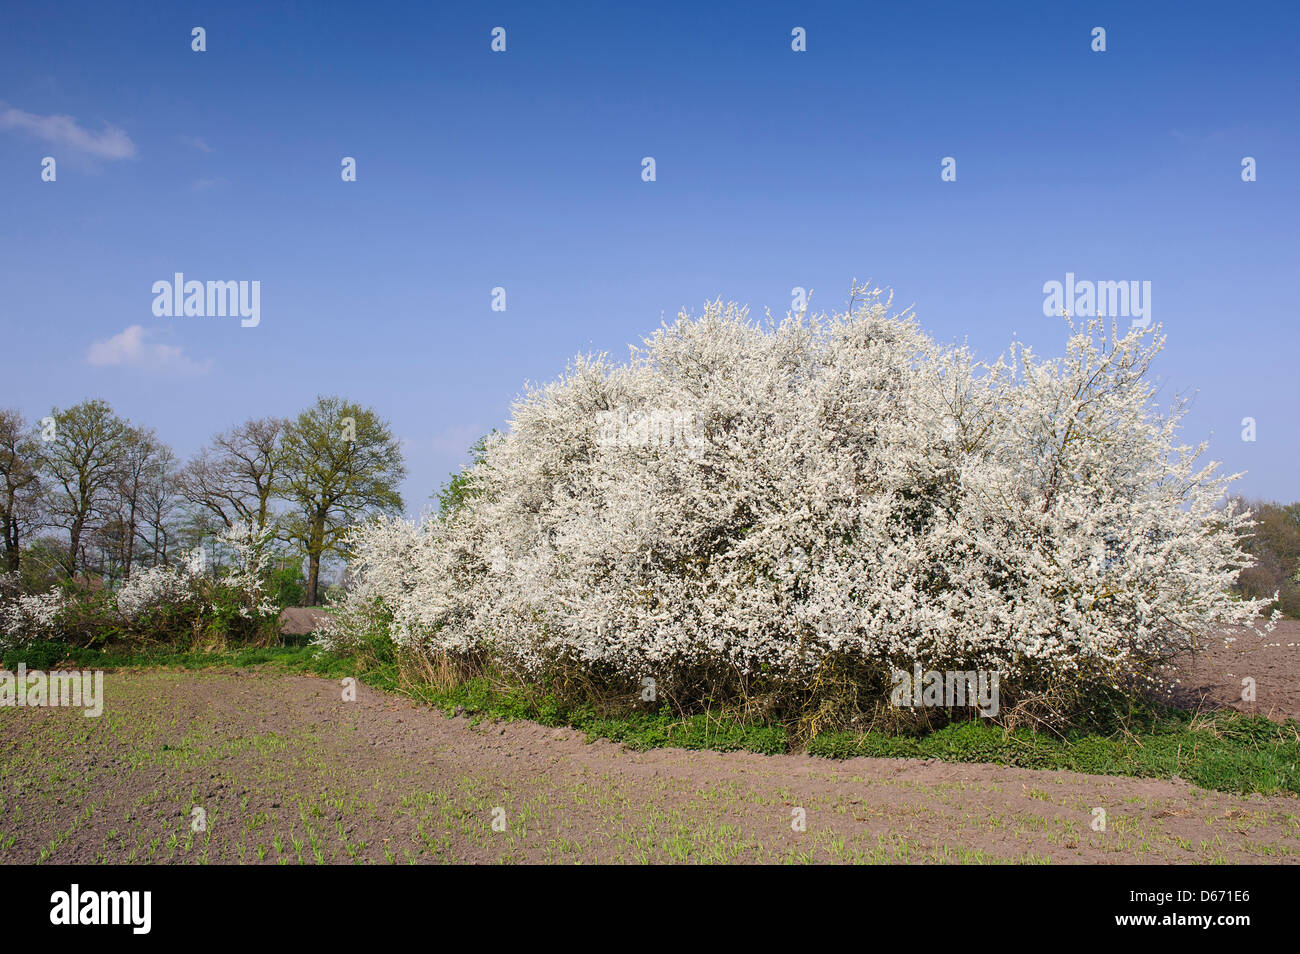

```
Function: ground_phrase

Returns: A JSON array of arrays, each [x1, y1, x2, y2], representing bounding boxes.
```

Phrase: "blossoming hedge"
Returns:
[[319, 288, 1272, 717], [0, 523, 278, 653]]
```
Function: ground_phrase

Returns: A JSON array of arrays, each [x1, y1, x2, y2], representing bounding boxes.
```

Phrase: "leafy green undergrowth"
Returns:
[[809, 717, 1300, 796], [2, 640, 315, 673], [303, 656, 790, 755], [7, 640, 1297, 797]]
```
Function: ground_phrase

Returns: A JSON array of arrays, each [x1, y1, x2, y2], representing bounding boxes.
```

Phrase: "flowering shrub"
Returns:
[[114, 523, 278, 644], [213, 522, 280, 621], [321, 287, 1274, 720], [2, 524, 281, 658], [115, 564, 196, 621], [0, 573, 66, 651], [314, 515, 458, 654]]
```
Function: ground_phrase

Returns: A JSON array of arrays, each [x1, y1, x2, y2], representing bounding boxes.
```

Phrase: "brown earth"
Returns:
[[1162, 619, 1300, 723], [3, 634, 1299, 864], [276, 607, 331, 636]]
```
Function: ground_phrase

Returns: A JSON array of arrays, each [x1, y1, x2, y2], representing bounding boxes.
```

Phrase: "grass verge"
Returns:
[[6, 640, 1298, 798]]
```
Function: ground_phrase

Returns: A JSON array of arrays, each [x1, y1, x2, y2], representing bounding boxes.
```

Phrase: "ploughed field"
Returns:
[[2, 621, 1298, 865]]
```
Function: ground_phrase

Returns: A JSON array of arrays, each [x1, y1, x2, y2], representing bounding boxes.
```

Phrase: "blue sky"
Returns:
[[2, 0, 1297, 509]]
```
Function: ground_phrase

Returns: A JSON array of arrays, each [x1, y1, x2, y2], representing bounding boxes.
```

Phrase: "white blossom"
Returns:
[[115, 564, 196, 620], [324, 288, 1274, 694], [217, 522, 279, 619], [0, 573, 65, 648], [115, 522, 277, 622]]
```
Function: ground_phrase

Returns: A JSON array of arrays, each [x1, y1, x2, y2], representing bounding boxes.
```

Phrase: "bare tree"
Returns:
[[0, 408, 42, 573], [176, 417, 287, 535], [101, 426, 171, 580], [137, 444, 182, 568]]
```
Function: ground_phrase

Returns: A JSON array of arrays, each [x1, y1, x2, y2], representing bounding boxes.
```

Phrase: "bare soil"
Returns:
[[276, 607, 331, 636], [1162, 619, 1300, 722], [3, 629, 1299, 863]]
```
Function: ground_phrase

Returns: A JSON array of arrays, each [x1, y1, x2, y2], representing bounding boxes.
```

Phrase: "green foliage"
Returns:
[[808, 712, 1300, 796], [2, 639, 70, 670], [433, 432, 494, 520], [583, 711, 788, 754], [1, 642, 316, 671], [40, 400, 132, 577], [6, 567, 280, 655], [47, 583, 124, 647], [264, 566, 307, 610], [196, 579, 274, 645], [15, 539, 66, 592], [278, 395, 407, 603]]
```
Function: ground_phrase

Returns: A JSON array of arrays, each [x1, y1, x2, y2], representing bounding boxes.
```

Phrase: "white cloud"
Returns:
[[178, 135, 212, 153], [86, 325, 210, 375], [0, 102, 137, 159]]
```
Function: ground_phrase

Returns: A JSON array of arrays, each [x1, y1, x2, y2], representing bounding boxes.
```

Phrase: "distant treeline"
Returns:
[[0, 397, 406, 605], [1233, 498, 1300, 617]]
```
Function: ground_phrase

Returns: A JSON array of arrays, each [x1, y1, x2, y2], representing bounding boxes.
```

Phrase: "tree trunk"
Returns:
[[306, 550, 321, 605], [3, 512, 18, 573], [306, 514, 325, 605], [67, 518, 84, 578], [123, 495, 138, 580], [2, 488, 17, 572]]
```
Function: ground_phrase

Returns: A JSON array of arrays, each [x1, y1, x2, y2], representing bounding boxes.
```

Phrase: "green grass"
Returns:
[[6, 639, 1298, 798], [2, 639, 313, 673], [808, 716, 1300, 796]]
